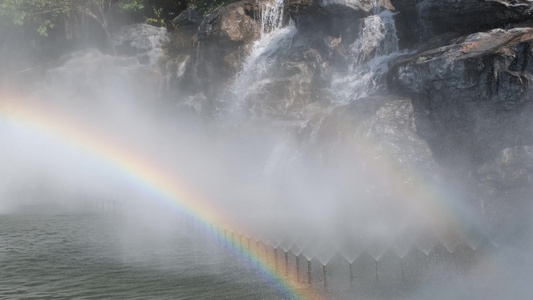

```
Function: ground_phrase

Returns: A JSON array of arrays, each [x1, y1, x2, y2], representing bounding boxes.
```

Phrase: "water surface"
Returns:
[[0, 212, 281, 299]]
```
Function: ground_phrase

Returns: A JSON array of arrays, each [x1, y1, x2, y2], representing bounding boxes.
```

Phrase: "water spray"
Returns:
[[307, 260, 312, 286], [375, 260, 379, 283], [284, 251, 289, 278], [264, 243, 269, 265], [349, 262, 355, 285], [400, 258, 405, 281], [322, 264, 328, 291], [274, 248, 279, 272], [296, 255, 300, 283]]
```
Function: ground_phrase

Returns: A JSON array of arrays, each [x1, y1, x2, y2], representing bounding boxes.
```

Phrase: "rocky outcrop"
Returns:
[[302, 96, 437, 175], [391, 0, 533, 47], [287, 0, 393, 38], [363, 98, 436, 172], [112, 24, 169, 66], [172, 9, 203, 28], [165, 10, 202, 97], [389, 28, 533, 167], [195, 0, 264, 98]]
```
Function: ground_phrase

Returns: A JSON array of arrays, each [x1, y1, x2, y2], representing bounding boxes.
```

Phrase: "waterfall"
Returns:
[[229, 0, 296, 116], [330, 9, 403, 104], [260, 0, 285, 34]]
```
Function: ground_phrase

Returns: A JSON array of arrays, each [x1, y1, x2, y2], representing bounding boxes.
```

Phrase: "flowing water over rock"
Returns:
[[230, 0, 297, 117], [330, 9, 402, 104]]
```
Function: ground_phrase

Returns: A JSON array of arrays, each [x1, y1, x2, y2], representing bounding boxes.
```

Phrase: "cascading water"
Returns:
[[259, 0, 285, 34], [330, 9, 402, 104], [255, 0, 480, 273], [230, 0, 296, 116]]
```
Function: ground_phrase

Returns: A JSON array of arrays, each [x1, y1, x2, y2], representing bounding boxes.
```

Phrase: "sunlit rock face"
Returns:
[[389, 28, 533, 168], [391, 0, 533, 47], [176, 0, 401, 118]]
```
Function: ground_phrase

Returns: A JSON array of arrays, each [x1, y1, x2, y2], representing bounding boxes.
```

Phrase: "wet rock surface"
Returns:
[[391, 0, 533, 47], [194, 0, 264, 98], [34, 0, 533, 206], [389, 28, 533, 168], [157, 0, 533, 204]]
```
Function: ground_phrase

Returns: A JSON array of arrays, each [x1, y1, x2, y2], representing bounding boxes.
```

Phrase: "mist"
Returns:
[[2, 0, 533, 299]]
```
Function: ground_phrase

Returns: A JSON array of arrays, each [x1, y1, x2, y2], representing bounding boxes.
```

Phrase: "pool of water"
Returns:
[[0, 212, 282, 299]]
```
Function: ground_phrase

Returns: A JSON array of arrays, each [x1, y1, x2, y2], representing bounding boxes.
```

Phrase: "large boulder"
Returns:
[[391, 0, 533, 47], [197, 1, 262, 45], [388, 28, 533, 168]]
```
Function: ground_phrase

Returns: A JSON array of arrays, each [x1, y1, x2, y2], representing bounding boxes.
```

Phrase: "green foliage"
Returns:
[[37, 20, 54, 36], [0, 0, 144, 36], [0, 0, 24, 25], [119, 0, 145, 12], [0, 0, 242, 38], [145, 6, 165, 27]]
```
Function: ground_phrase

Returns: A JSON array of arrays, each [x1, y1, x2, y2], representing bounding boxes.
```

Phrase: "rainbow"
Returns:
[[0, 97, 324, 300]]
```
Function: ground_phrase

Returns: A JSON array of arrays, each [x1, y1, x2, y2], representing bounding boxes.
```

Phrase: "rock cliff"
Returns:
[[30, 0, 533, 225]]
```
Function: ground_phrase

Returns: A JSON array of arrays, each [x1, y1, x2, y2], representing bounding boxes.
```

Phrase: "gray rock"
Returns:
[[478, 146, 533, 190], [195, 0, 263, 97], [112, 24, 169, 66], [301, 96, 438, 176], [389, 28, 533, 167], [171, 9, 202, 28], [287, 0, 393, 36], [390, 0, 533, 47], [363, 98, 436, 172]]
